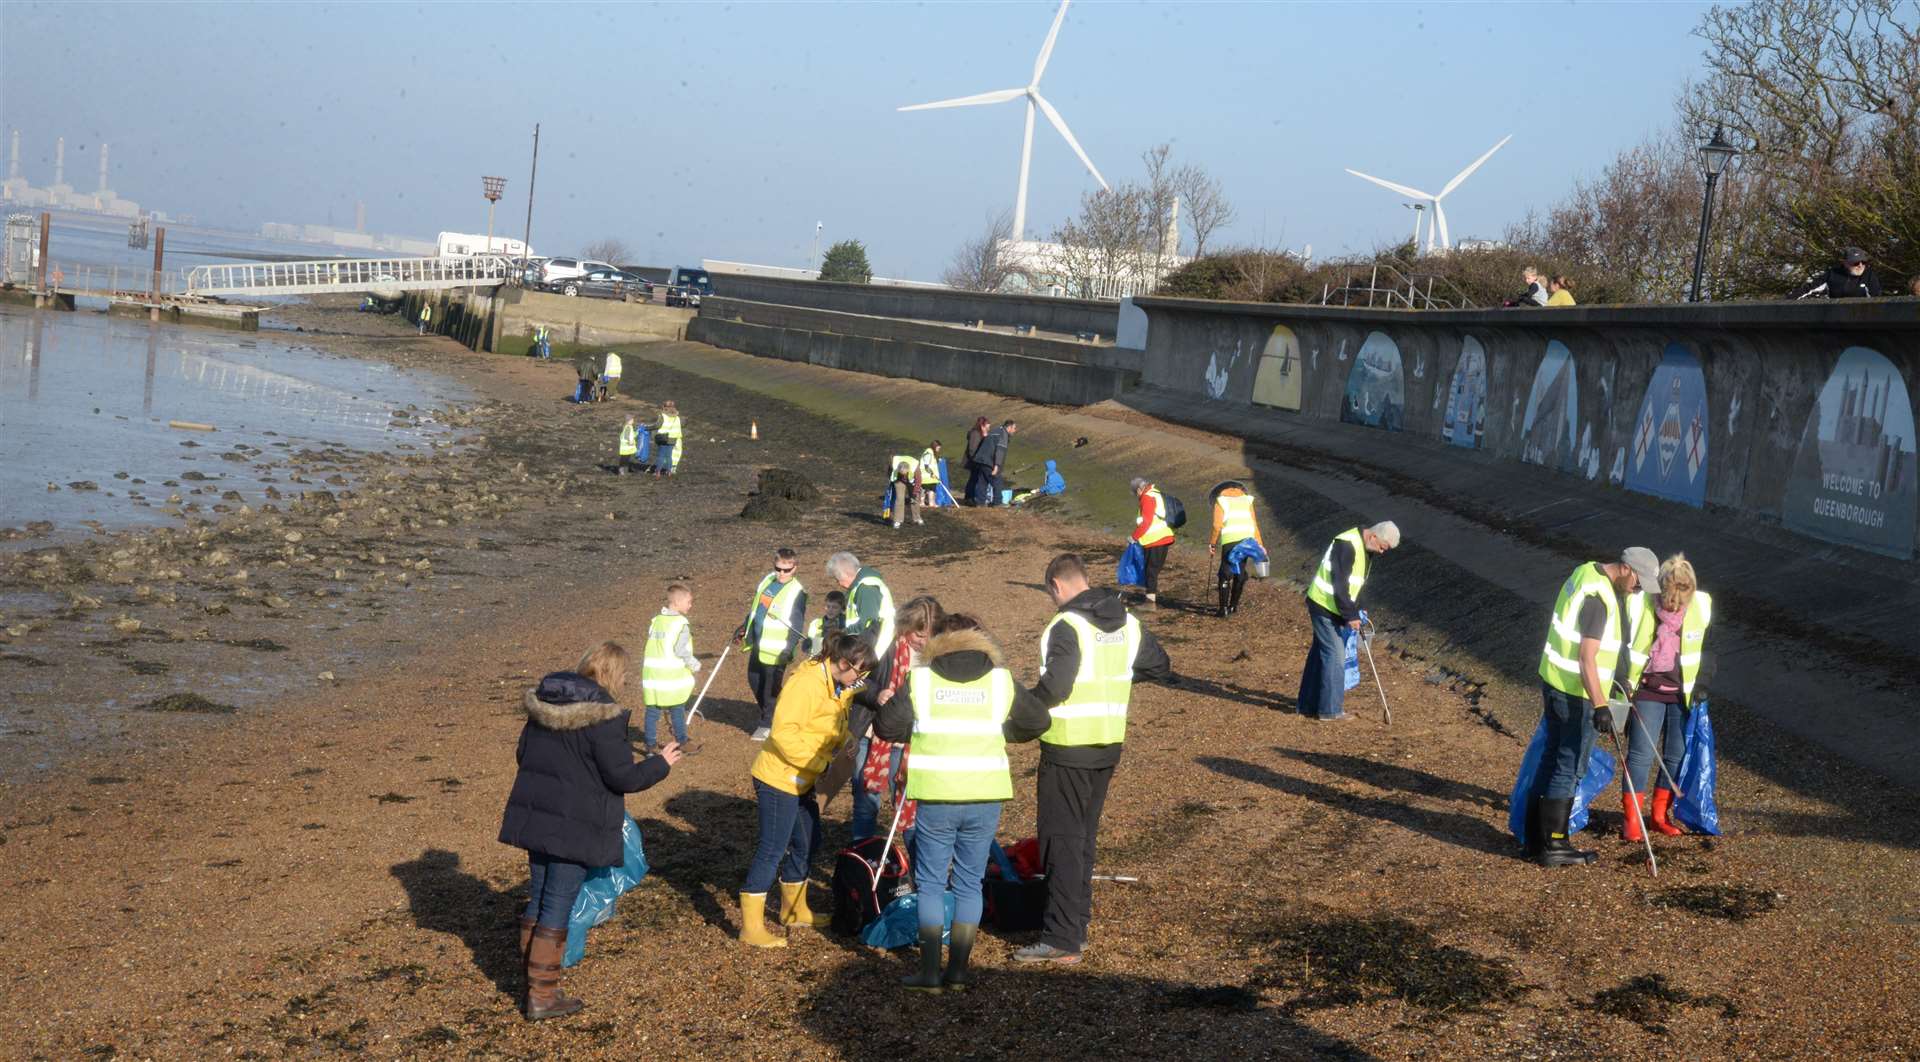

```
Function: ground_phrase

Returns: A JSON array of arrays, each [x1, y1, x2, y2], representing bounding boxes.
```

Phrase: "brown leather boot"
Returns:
[[516, 917, 537, 1006], [524, 925, 584, 1021]]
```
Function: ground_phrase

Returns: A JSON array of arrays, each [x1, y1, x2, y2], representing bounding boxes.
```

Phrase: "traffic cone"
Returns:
[[750, 419, 759, 441]]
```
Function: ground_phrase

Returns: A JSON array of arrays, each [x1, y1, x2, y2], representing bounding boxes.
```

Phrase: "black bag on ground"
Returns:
[[981, 842, 1048, 931], [1161, 493, 1188, 529], [831, 836, 910, 936]]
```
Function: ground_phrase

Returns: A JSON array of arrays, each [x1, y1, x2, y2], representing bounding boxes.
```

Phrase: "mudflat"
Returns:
[[2, 303, 1915, 1059]]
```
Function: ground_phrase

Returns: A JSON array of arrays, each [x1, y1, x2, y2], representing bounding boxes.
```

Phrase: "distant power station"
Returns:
[[1, 131, 143, 218]]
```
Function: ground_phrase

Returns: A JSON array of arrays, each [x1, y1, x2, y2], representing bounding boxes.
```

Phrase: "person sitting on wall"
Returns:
[[1793, 247, 1883, 299], [1503, 267, 1551, 307]]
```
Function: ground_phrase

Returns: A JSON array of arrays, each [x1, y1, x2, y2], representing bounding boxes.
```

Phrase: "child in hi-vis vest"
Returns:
[[642, 584, 701, 751]]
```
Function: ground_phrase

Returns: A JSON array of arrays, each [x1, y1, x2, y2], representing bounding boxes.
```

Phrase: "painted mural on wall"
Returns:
[[1250, 325, 1302, 411], [1783, 346, 1916, 558], [1203, 338, 1245, 401], [1521, 341, 1579, 473], [1341, 331, 1404, 431], [1625, 344, 1709, 507], [1442, 336, 1487, 449]]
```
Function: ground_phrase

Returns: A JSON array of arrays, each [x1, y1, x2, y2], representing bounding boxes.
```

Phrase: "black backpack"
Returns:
[[830, 835, 910, 936], [1161, 492, 1188, 529]]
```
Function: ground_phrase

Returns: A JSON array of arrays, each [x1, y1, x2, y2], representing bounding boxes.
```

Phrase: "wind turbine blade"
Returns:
[[1434, 201, 1452, 251], [898, 88, 1026, 112], [1032, 0, 1071, 84], [1032, 91, 1107, 190], [1344, 169, 1432, 200], [1438, 134, 1512, 198]]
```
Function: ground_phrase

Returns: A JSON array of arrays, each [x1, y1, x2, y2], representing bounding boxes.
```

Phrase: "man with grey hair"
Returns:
[[827, 550, 898, 841], [1298, 521, 1400, 721], [1523, 547, 1657, 867]]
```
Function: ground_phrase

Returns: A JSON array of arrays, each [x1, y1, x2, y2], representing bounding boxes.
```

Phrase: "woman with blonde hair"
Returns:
[[498, 641, 682, 1019], [850, 595, 947, 848], [1622, 554, 1713, 840]]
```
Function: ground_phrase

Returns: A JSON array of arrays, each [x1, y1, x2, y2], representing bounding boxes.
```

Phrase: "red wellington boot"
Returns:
[[1621, 792, 1646, 842], [1649, 788, 1685, 837]]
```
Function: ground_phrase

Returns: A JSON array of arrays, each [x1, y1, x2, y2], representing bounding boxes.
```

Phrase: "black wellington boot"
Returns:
[[1536, 797, 1598, 867], [1217, 580, 1232, 618], [902, 925, 945, 992], [1229, 575, 1247, 614], [942, 923, 978, 992], [1523, 796, 1544, 860]]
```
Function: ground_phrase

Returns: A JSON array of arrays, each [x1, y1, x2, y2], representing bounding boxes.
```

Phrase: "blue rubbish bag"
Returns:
[[1672, 699, 1722, 835], [1507, 720, 1617, 844], [1226, 539, 1269, 576], [563, 815, 649, 967], [1341, 626, 1360, 692], [859, 890, 955, 950], [1115, 541, 1147, 588]]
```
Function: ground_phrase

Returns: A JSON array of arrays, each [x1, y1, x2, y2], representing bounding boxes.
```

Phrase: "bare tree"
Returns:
[[1140, 144, 1180, 280], [1176, 164, 1236, 257], [1049, 185, 1152, 298], [581, 238, 633, 265], [940, 210, 1023, 292]]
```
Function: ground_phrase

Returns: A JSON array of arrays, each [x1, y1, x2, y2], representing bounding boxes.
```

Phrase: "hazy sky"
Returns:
[[0, 1, 1710, 278]]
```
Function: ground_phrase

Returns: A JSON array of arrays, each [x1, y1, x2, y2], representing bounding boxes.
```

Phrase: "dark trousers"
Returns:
[[1036, 758, 1114, 953], [1532, 684, 1596, 801], [1216, 552, 1249, 611], [1297, 603, 1347, 719], [744, 779, 820, 894], [1140, 543, 1170, 596], [746, 659, 786, 730], [965, 461, 993, 505], [524, 854, 589, 930]]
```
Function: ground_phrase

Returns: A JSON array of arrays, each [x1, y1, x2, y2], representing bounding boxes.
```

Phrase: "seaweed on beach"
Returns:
[[1648, 884, 1780, 922], [1586, 973, 1739, 1034], [1252, 914, 1526, 1014], [139, 693, 238, 715]]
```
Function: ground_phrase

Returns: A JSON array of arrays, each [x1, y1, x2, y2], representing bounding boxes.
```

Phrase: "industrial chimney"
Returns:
[[98, 143, 109, 194], [53, 136, 64, 188]]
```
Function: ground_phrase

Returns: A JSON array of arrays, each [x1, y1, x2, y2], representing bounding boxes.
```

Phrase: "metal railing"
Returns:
[[185, 254, 517, 297], [1320, 258, 1477, 310]]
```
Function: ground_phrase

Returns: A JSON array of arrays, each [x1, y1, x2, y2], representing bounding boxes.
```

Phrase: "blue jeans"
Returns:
[[644, 705, 689, 745], [1626, 698, 1687, 795], [1534, 683, 1596, 801], [910, 801, 1002, 928], [1297, 604, 1348, 719], [850, 737, 905, 843], [524, 854, 589, 930], [744, 779, 819, 894], [653, 440, 676, 474]]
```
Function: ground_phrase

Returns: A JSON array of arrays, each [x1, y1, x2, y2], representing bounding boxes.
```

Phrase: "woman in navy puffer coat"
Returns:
[[499, 641, 680, 1020]]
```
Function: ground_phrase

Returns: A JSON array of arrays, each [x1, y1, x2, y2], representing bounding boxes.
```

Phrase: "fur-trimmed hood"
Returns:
[[522, 673, 628, 731], [923, 627, 1006, 682]]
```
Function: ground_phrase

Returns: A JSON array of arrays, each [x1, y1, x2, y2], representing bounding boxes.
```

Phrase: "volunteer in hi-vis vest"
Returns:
[[652, 401, 683, 476], [1524, 547, 1658, 868], [1128, 478, 1175, 607], [1619, 552, 1712, 841], [735, 548, 807, 741], [641, 586, 701, 749], [617, 416, 640, 475], [1299, 522, 1400, 721], [873, 617, 1051, 992], [1015, 553, 1172, 966], [1207, 480, 1265, 619], [918, 441, 944, 503]]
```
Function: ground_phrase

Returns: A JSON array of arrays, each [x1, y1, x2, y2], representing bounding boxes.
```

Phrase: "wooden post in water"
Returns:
[[35, 212, 49, 299], [150, 226, 166, 321]]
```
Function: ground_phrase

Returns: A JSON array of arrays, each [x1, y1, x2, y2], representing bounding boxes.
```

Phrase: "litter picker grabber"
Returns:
[[874, 793, 908, 895], [1611, 681, 1687, 800], [1607, 723, 1660, 877], [1360, 614, 1392, 726], [683, 644, 730, 732]]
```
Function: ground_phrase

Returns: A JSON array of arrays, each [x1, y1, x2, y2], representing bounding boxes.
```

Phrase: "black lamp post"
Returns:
[[1688, 123, 1739, 302]]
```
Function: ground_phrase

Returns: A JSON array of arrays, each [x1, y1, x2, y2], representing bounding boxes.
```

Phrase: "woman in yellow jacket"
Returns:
[[740, 633, 878, 947]]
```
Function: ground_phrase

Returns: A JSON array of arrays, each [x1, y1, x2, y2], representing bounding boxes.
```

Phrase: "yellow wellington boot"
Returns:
[[738, 892, 788, 949], [779, 880, 830, 929]]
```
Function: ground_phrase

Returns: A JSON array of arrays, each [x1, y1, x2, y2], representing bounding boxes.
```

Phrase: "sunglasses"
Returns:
[[774, 566, 795, 573]]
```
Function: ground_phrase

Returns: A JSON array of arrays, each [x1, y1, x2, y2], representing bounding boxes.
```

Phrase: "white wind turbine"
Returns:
[[1346, 135, 1513, 252], [898, 0, 1108, 242]]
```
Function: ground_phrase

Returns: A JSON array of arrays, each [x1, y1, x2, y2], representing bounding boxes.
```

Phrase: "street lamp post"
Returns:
[[481, 176, 507, 256], [1688, 123, 1739, 303]]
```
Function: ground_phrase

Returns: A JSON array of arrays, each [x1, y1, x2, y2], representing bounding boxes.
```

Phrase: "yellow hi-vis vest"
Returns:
[[603, 352, 622, 376], [848, 572, 895, 654], [1538, 563, 1642, 699], [619, 424, 639, 456], [1137, 487, 1173, 543], [1305, 528, 1367, 614], [642, 612, 695, 707], [890, 455, 919, 484], [747, 573, 805, 666], [1217, 493, 1258, 544], [904, 666, 1014, 802], [420, 305, 432, 321], [657, 412, 681, 439], [919, 449, 942, 486], [1625, 591, 1714, 702], [1039, 611, 1142, 746]]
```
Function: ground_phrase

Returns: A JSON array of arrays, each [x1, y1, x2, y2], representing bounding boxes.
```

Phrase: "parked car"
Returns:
[[663, 265, 714, 308], [539, 257, 617, 288], [559, 268, 655, 301]]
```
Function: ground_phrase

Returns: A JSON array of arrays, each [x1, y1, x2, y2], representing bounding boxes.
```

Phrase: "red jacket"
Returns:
[[1132, 489, 1174, 548]]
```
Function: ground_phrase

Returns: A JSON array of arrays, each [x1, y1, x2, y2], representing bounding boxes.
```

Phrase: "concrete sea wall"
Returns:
[[687, 303, 1138, 408], [708, 274, 1120, 337], [702, 297, 1142, 373], [1134, 297, 1920, 559]]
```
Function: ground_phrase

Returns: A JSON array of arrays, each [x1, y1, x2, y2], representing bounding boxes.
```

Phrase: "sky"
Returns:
[[0, 1, 1713, 280]]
